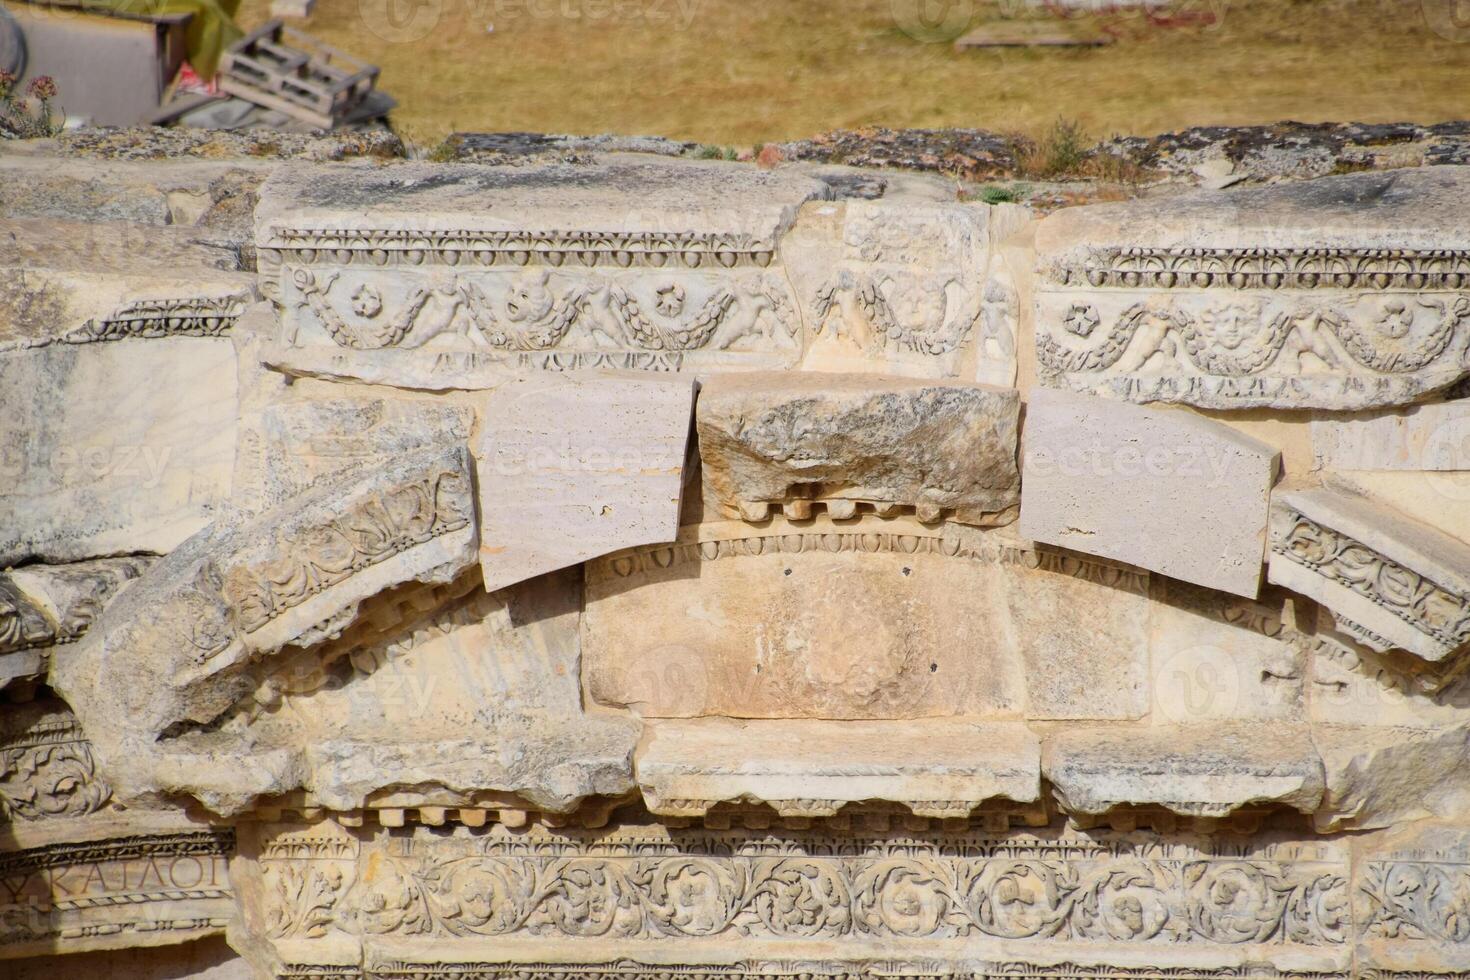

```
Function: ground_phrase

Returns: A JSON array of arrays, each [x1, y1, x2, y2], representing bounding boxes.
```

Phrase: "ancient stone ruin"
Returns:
[[6, 136, 1470, 980]]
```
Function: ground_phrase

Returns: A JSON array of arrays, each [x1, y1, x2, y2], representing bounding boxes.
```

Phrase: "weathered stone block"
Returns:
[[1034, 167, 1470, 409], [0, 338, 240, 564], [1268, 486, 1470, 663], [635, 717, 1040, 818], [52, 446, 481, 814], [696, 372, 1019, 525], [476, 374, 695, 593], [1019, 387, 1279, 597], [1044, 722, 1324, 817]]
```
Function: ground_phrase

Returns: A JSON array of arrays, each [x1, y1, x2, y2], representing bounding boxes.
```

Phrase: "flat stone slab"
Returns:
[[1034, 167, 1470, 409], [1019, 387, 1279, 597], [0, 338, 240, 565], [1269, 486, 1470, 663], [636, 717, 1040, 818], [255, 160, 827, 387], [476, 374, 695, 593], [1043, 723, 1325, 817], [696, 372, 1019, 525]]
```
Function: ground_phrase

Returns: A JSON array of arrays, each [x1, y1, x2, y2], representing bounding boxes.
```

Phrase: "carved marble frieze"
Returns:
[[0, 824, 235, 959], [0, 558, 153, 688], [1033, 168, 1470, 409], [51, 447, 480, 815], [0, 705, 235, 960], [1268, 487, 1470, 665], [254, 161, 828, 387], [227, 820, 1375, 980]]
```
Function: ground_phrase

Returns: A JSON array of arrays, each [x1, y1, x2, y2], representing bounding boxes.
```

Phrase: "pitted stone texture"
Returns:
[[1268, 486, 1470, 664], [235, 391, 474, 513], [0, 337, 239, 564], [256, 160, 825, 388], [636, 717, 1040, 818], [783, 197, 1002, 380], [1019, 388, 1279, 598], [1314, 724, 1470, 832], [584, 518, 1150, 722], [696, 373, 1019, 525], [1312, 399, 1470, 471], [1034, 167, 1470, 410], [476, 374, 694, 594], [51, 446, 479, 815], [1043, 723, 1325, 817], [0, 219, 250, 350]]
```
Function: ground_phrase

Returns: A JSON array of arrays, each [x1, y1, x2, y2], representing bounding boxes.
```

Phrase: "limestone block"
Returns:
[[0, 337, 240, 564], [1019, 387, 1279, 597], [235, 390, 474, 512], [255, 160, 825, 387], [476, 374, 694, 593], [51, 446, 480, 814], [584, 518, 1150, 721], [0, 219, 251, 350], [1312, 400, 1470, 471], [253, 569, 638, 813], [1314, 724, 1470, 832], [782, 197, 1003, 379], [1033, 167, 1470, 409], [1147, 581, 1306, 723], [1043, 723, 1325, 817], [635, 717, 1040, 818], [1268, 487, 1470, 663], [695, 372, 1019, 525]]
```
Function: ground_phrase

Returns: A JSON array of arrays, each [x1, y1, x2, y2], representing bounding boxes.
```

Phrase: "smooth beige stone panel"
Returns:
[[476, 374, 695, 594], [1019, 387, 1279, 598]]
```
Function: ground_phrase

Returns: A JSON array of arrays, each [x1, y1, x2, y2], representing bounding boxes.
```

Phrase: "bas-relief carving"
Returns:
[[19, 157, 1470, 980], [1034, 169, 1470, 408], [1035, 281, 1470, 409]]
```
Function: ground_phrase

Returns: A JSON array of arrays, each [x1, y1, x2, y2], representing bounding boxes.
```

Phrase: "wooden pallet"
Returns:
[[218, 19, 379, 129]]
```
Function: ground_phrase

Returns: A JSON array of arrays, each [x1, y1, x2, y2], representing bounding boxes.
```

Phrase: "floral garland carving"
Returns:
[[1272, 511, 1470, 651], [222, 466, 474, 634]]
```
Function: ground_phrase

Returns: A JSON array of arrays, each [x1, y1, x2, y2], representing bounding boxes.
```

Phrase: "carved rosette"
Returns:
[[1036, 246, 1470, 409], [259, 227, 802, 387]]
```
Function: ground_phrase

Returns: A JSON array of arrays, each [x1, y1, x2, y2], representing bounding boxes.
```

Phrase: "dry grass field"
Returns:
[[238, 0, 1470, 147]]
